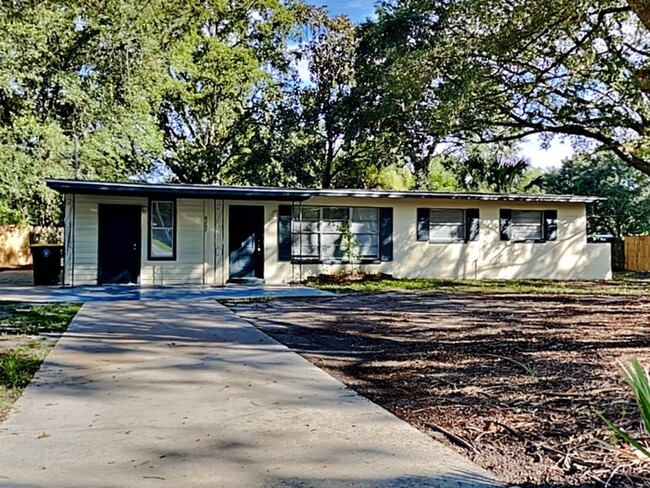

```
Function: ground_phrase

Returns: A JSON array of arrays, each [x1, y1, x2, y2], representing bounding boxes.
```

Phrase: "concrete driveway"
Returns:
[[0, 300, 501, 487]]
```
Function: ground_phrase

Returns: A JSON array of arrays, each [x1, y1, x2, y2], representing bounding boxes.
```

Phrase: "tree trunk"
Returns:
[[322, 116, 335, 189], [629, 0, 650, 31], [629, 1, 650, 92]]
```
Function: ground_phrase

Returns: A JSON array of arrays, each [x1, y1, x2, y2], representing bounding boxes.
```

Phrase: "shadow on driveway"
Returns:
[[0, 300, 501, 487]]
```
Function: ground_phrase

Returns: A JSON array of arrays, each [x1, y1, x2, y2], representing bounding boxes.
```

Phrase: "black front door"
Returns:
[[229, 205, 264, 280], [98, 204, 141, 284]]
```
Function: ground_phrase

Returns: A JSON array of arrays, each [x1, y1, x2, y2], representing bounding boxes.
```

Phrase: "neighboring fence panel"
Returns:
[[0, 226, 63, 268], [624, 236, 650, 271], [0, 226, 31, 267]]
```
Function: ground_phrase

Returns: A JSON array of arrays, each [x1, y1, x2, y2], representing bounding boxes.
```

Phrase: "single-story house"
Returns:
[[46, 179, 612, 286]]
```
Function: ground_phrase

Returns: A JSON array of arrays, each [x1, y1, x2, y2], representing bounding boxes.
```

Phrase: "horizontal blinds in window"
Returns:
[[512, 210, 543, 241], [429, 209, 465, 242], [501, 209, 558, 242]]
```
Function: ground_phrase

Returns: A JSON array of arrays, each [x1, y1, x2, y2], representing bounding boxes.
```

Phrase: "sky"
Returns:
[[309, 0, 574, 170], [314, 0, 376, 22]]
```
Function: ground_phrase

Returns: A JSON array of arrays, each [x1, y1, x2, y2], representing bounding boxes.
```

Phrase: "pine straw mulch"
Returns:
[[229, 292, 650, 487]]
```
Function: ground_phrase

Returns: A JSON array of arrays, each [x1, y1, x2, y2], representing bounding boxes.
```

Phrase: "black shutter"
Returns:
[[379, 207, 393, 262], [465, 208, 480, 242], [417, 208, 430, 241], [500, 209, 512, 241], [278, 205, 292, 261], [543, 210, 558, 241]]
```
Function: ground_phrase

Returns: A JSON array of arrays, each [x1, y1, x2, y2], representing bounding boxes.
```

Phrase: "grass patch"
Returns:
[[0, 341, 50, 389], [308, 276, 650, 296], [0, 302, 80, 334], [0, 302, 79, 420]]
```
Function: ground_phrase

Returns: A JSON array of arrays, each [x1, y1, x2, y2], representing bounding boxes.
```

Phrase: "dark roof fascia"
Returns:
[[46, 179, 313, 202], [309, 189, 604, 204], [45, 179, 605, 204]]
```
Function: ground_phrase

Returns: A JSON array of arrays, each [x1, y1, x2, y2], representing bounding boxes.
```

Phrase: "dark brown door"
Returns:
[[229, 205, 264, 279], [98, 204, 141, 284]]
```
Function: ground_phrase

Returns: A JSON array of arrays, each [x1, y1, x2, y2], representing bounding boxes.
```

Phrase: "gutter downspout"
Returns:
[[202, 199, 207, 286], [299, 201, 303, 284], [221, 199, 225, 287], [213, 198, 217, 287], [71, 193, 76, 287]]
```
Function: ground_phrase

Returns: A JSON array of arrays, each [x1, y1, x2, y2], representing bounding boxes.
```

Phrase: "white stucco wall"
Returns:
[[265, 197, 612, 283], [64, 194, 611, 286]]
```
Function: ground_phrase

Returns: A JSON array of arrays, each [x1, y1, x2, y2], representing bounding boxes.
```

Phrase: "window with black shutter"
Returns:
[[418, 208, 480, 243], [543, 210, 558, 241], [278, 205, 292, 261], [500, 209, 559, 242], [282, 206, 392, 263]]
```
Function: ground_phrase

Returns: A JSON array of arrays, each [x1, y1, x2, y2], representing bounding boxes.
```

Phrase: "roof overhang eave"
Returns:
[[45, 180, 313, 202], [45, 179, 604, 204]]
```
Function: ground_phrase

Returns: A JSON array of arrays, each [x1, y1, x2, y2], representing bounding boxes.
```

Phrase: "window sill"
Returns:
[[291, 258, 384, 265], [427, 240, 470, 244]]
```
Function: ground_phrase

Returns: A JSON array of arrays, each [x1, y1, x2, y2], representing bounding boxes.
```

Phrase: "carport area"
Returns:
[[0, 297, 500, 487]]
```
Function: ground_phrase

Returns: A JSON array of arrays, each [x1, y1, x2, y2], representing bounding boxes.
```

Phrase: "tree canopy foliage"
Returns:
[[157, 0, 295, 184], [446, 150, 543, 194], [361, 0, 650, 177], [545, 153, 650, 237], [0, 0, 168, 224], [233, 6, 362, 188], [2, 0, 649, 224]]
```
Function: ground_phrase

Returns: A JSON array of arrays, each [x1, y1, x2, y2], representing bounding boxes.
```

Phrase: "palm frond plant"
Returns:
[[600, 358, 650, 460]]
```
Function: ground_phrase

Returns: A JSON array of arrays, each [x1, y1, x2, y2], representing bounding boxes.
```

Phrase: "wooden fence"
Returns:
[[624, 236, 650, 271], [0, 226, 62, 268]]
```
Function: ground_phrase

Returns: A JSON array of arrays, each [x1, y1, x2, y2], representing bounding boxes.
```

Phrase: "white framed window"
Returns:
[[418, 208, 479, 243], [512, 210, 543, 242], [500, 209, 557, 242], [149, 200, 175, 259], [291, 206, 380, 262], [429, 209, 466, 242]]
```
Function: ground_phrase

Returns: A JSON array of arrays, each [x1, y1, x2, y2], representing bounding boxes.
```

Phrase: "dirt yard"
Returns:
[[229, 292, 650, 487]]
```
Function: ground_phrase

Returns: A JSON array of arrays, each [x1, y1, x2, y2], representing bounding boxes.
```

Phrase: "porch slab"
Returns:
[[0, 284, 333, 303]]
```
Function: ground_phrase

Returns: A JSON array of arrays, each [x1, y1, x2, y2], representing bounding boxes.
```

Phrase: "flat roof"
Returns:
[[46, 179, 604, 204]]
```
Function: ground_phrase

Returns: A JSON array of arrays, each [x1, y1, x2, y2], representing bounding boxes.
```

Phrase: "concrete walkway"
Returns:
[[0, 301, 501, 487]]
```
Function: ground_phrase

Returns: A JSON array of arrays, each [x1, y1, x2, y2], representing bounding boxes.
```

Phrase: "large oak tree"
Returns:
[[0, 0, 167, 223], [359, 0, 650, 177], [157, 0, 295, 184]]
